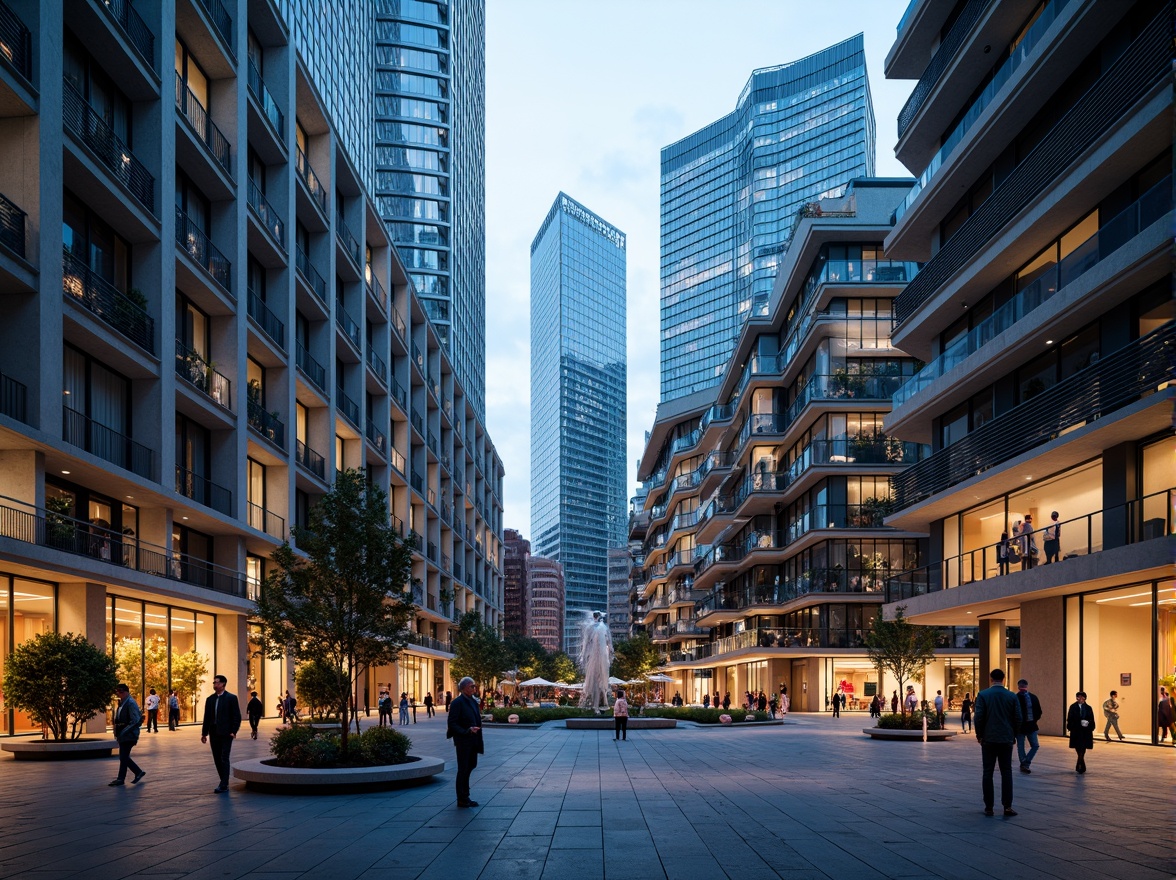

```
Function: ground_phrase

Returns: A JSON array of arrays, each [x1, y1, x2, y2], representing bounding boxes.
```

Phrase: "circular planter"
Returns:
[[565, 718, 676, 730], [863, 728, 958, 741], [232, 754, 445, 793], [2, 738, 118, 760]]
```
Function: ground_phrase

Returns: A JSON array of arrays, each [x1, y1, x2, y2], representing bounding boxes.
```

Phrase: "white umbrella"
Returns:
[[645, 673, 675, 683], [607, 676, 628, 686], [563, 682, 584, 689], [519, 677, 555, 687]]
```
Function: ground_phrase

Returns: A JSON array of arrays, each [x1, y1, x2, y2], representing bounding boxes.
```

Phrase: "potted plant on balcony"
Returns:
[[44, 495, 76, 550], [857, 496, 895, 528], [439, 585, 455, 616], [831, 368, 866, 399]]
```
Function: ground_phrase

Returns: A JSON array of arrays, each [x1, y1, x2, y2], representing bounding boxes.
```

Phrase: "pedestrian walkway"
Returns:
[[0, 712, 1169, 879]]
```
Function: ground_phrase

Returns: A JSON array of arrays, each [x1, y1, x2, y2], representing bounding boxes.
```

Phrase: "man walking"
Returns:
[[109, 683, 145, 786], [933, 690, 945, 729], [167, 690, 180, 730], [973, 668, 1022, 817], [424, 691, 435, 718], [446, 676, 484, 808], [1102, 690, 1125, 741], [246, 691, 264, 740], [201, 674, 242, 793], [144, 688, 160, 733], [831, 691, 841, 717], [1015, 679, 1043, 773]]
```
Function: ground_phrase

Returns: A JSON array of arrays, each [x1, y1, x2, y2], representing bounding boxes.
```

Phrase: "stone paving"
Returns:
[[0, 711, 1170, 880]]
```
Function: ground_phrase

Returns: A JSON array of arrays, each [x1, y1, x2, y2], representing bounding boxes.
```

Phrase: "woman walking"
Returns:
[[1067, 691, 1095, 773], [961, 693, 973, 732], [613, 688, 629, 741]]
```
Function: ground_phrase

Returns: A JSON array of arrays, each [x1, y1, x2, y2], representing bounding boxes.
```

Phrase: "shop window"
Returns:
[[2, 578, 56, 734]]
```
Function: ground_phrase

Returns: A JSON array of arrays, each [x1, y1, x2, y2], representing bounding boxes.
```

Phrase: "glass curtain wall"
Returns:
[[0, 576, 56, 734]]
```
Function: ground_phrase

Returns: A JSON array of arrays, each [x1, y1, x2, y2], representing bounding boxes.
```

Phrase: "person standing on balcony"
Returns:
[[1019, 516, 1038, 570], [1043, 511, 1062, 564], [997, 531, 1011, 576]]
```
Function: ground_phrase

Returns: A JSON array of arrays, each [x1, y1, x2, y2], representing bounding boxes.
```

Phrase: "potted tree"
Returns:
[[863, 607, 951, 740]]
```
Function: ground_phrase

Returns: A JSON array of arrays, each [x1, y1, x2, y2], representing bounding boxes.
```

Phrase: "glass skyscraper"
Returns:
[[530, 194, 627, 657], [660, 34, 875, 402]]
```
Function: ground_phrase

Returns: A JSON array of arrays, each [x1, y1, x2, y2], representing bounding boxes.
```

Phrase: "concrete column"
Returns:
[[979, 619, 1007, 683], [1021, 597, 1065, 735], [57, 582, 108, 733], [0, 449, 41, 506], [215, 612, 249, 713]]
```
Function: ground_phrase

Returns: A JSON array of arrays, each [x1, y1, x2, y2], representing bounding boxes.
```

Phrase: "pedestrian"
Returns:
[[424, 692, 435, 718], [973, 668, 1022, 817], [363, 692, 370, 717], [1014, 679, 1043, 773], [144, 687, 160, 733], [831, 691, 841, 717], [200, 674, 242, 794], [781, 692, 790, 715], [246, 691, 264, 740], [1043, 510, 1062, 563], [1102, 690, 1125, 741], [722, 692, 730, 710], [1067, 691, 1095, 772], [399, 692, 410, 725], [444, 690, 452, 712], [168, 689, 180, 730], [891, 690, 898, 713], [446, 676, 484, 808], [109, 683, 145, 786], [613, 688, 629, 741], [757, 691, 767, 712], [702, 692, 710, 708], [378, 691, 392, 727], [1019, 515, 1037, 570], [997, 530, 1011, 576], [769, 694, 778, 718], [1157, 688, 1176, 744], [869, 694, 880, 718], [904, 685, 918, 714], [933, 690, 945, 728], [961, 693, 973, 732]]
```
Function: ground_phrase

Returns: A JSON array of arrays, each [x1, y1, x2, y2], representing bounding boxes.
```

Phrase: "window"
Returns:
[[174, 39, 209, 109], [296, 402, 308, 445], [65, 32, 132, 145], [175, 173, 210, 234], [247, 29, 263, 73], [175, 413, 211, 487], [64, 343, 131, 443], [63, 191, 130, 291], [247, 458, 265, 530], [176, 293, 210, 360], [248, 256, 266, 303], [248, 149, 266, 194], [247, 357, 265, 406]]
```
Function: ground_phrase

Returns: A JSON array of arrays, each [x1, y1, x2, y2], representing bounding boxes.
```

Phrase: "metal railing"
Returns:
[[295, 245, 327, 305], [367, 347, 387, 384], [886, 489, 1175, 602], [247, 289, 285, 347], [336, 387, 360, 427], [405, 631, 452, 653], [0, 189, 25, 258], [175, 74, 232, 176], [193, 0, 233, 48], [62, 405, 153, 479], [246, 398, 285, 448], [0, 495, 248, 598], [247, 501, 285, 539], [410, 413, 424, 437], [696, 569, 886, 617], [97, 0, 155, 70], [295, 341, 326, 391], [62, 251, 155, 353], [247, 178, 284, 249], [893, 324, 1174, 508], [897, 0, 986, 137], [63, 80, 154, 213], [335, 300, 361, 349], [175, 464, 232, 515], [389, 445, 406, 473], [0, 370, 27, 423], [247, 60, 284, 135], [366, 421, 387, 454], [336, 213, 361, 267], [295, 439, 325, 479], [296, 147, 328, 215], [175, 207, 231, 291], [175, 339, 231, 409], [0, 0, 32, 82], [390, 376, 407, 410], [392, 307, 407, 339], [367, 269, 387, 310]]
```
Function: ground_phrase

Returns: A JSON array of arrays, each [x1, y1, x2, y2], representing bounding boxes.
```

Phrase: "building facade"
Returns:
[[530, 193, 627, 658], [606, 545, 633, 643], [880, 0, 1171, 742], [0, 0, 502, 733], [659, 34, 876, 403], [525, 555, 564, 654], [502, 528, 530, 637]]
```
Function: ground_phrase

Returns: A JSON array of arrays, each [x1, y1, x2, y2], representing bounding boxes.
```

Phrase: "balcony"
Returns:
[[296, 147, 328, 216], [175, 340, 231, 409], [392, 307, 407, 340], [63, 80, 155, 214], [0, 189, 25, 258], [295, 439, 326, 479], [336, 387, 360, 427], [336, 300, 361, 350], [192, 0, 233, 50], [175, 207, 231, 292], [367, 271, 387, 311], [247, 289, 285, 348], [295, 245, 327, 306], [0, 496, 248, 598], [896, 0, 985, 138], [62, 405, 153, 479], [365, 421, 387, 454], [697, 568, 886, 619], [0, 1, 32, 82], [175, 74, 232, 177], [62, 251, 155, 354], [97, 0, 155, 71], [405, 631, 452, 653], [247, 501, 285, 539], [389, 445, 406, 473], [892, 324, 1174, 509], [0, 370, 26, 423], [175, 465, 232, 516], [367, 347, 387, 384], [247, 60, 284, 137], [390, 376, 407, 411], [247, 178, 284, 250], [336, 213, 361, 268], [295, 341, 326, 392], [247, 398, 285, 448]]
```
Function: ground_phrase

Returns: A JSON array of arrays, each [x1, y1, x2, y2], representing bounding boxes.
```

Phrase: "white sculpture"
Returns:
[[578, 610, 614, 711]]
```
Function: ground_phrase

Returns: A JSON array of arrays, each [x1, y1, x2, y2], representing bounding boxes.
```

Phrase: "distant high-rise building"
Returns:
[[503, 529, 531, 637], [530, 193, 627, 658], [659, 34, 875, 402], [607, 547, 634, 643], [526, 557, 566, 654]]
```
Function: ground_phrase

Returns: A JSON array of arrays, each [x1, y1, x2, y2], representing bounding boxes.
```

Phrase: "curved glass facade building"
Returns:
[[660, 34, 875, 402], [530, 194, 627, 657]]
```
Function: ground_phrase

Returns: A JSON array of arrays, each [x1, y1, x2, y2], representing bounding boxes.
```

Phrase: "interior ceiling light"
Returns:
[[61, 470, 70, 475]]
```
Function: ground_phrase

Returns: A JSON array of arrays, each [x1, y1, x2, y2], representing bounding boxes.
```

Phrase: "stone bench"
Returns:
[[231, 754, 445, 792], [2, 739, 118, 760], [862, 728, 958, 741]]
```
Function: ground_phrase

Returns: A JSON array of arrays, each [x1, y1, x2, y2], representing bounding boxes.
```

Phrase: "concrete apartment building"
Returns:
[[525, 555, 564, 654]]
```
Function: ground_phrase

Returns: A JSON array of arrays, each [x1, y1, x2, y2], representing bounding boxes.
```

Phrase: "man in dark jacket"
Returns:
[[1015, 679, 1043, 773], [109, 683, 145, 786], [201, 675, 242, 793], [973, 669, 1023, 817], [446, 676, 484, 808]]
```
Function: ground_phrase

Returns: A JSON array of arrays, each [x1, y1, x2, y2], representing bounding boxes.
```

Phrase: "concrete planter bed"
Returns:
[[232, 754, 445, 793], [2, 738, 118, 760], [863, 728, 958, 741], [565, 718, 677, 730]]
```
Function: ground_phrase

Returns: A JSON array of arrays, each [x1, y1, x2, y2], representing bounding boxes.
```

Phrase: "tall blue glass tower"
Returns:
[[530, 194, 627, 657], [660, 34, 875, 402]]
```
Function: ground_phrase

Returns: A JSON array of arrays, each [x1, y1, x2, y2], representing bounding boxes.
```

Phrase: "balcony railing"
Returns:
[[247, 501, 285, 539], [0, 0, 32, 82], [0, 496, 248, 598], [336, 301, 361, 349], [894, 10, 1169, 327], [367, 270, 387, 310], [392, 307, 407, 340], [390, 445, 406, 473], [886, 488, 1174, 603], [62, 251, 155, 353], [896, 0, 986, 138], [367, 347, 387, 384], [175, 340, 231, 409], [97, 0, 155, 70], [411, 413, 423, 437], [295, 245, 327, 305], [405, 631, 452, 653], [175, 74, 232, 176], [63, 80, 154, 213], [336, 213, 361, 267], [696, 568, 887, 617], [175, 465, 232, 516], [0, 370, 27, 423], [175, 207, 231, 292], [193, 0, 233, 49], [295, 439, 326, 480], [296, 147, 328, 215], [894, 175, 1172, 407], [893, 324, 1174, 509], [247, 60, 284, 136], [0, 189, 25, 258], [390, 376, 407, 411], [247, 398, 285, 448], [247, 289, 285, 348], [295, 341, 326, 392], [247, 178, 284, 249], [336, 388, 360, 427], [62, 405, 153, 479], [365, 421, 387, 454]]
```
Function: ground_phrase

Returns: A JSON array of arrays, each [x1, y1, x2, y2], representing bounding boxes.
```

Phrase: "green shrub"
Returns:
[[488, 706, 598, 723], [643, 707, 770, 724], [357, 726, 411, 765], [270, 723, 413, 767], [876, 711, 940, 730]]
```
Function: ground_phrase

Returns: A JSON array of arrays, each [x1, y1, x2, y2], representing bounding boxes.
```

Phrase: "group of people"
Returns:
[[997, 510, 1064, 574], [376, 690, 442, 726]]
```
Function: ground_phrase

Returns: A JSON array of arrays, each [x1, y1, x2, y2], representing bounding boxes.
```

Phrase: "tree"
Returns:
[[295, 658, 341, 719], [865, 606, 938, 718], [112, 635, 168, 701], [503, 633, 548, 680], [611, 633, 660, 682], [3, 632, 118, 741], [171, 649, 208, 721], [542, 650, 578, 685], [450, 611, 506, 694], [256, 468, 415, 756]]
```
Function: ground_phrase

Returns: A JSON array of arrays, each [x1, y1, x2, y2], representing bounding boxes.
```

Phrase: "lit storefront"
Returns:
[[0, 576, 56, 734]]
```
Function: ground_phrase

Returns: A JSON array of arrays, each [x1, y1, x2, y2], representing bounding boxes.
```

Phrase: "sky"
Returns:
[[484, 0, 914, 539]]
